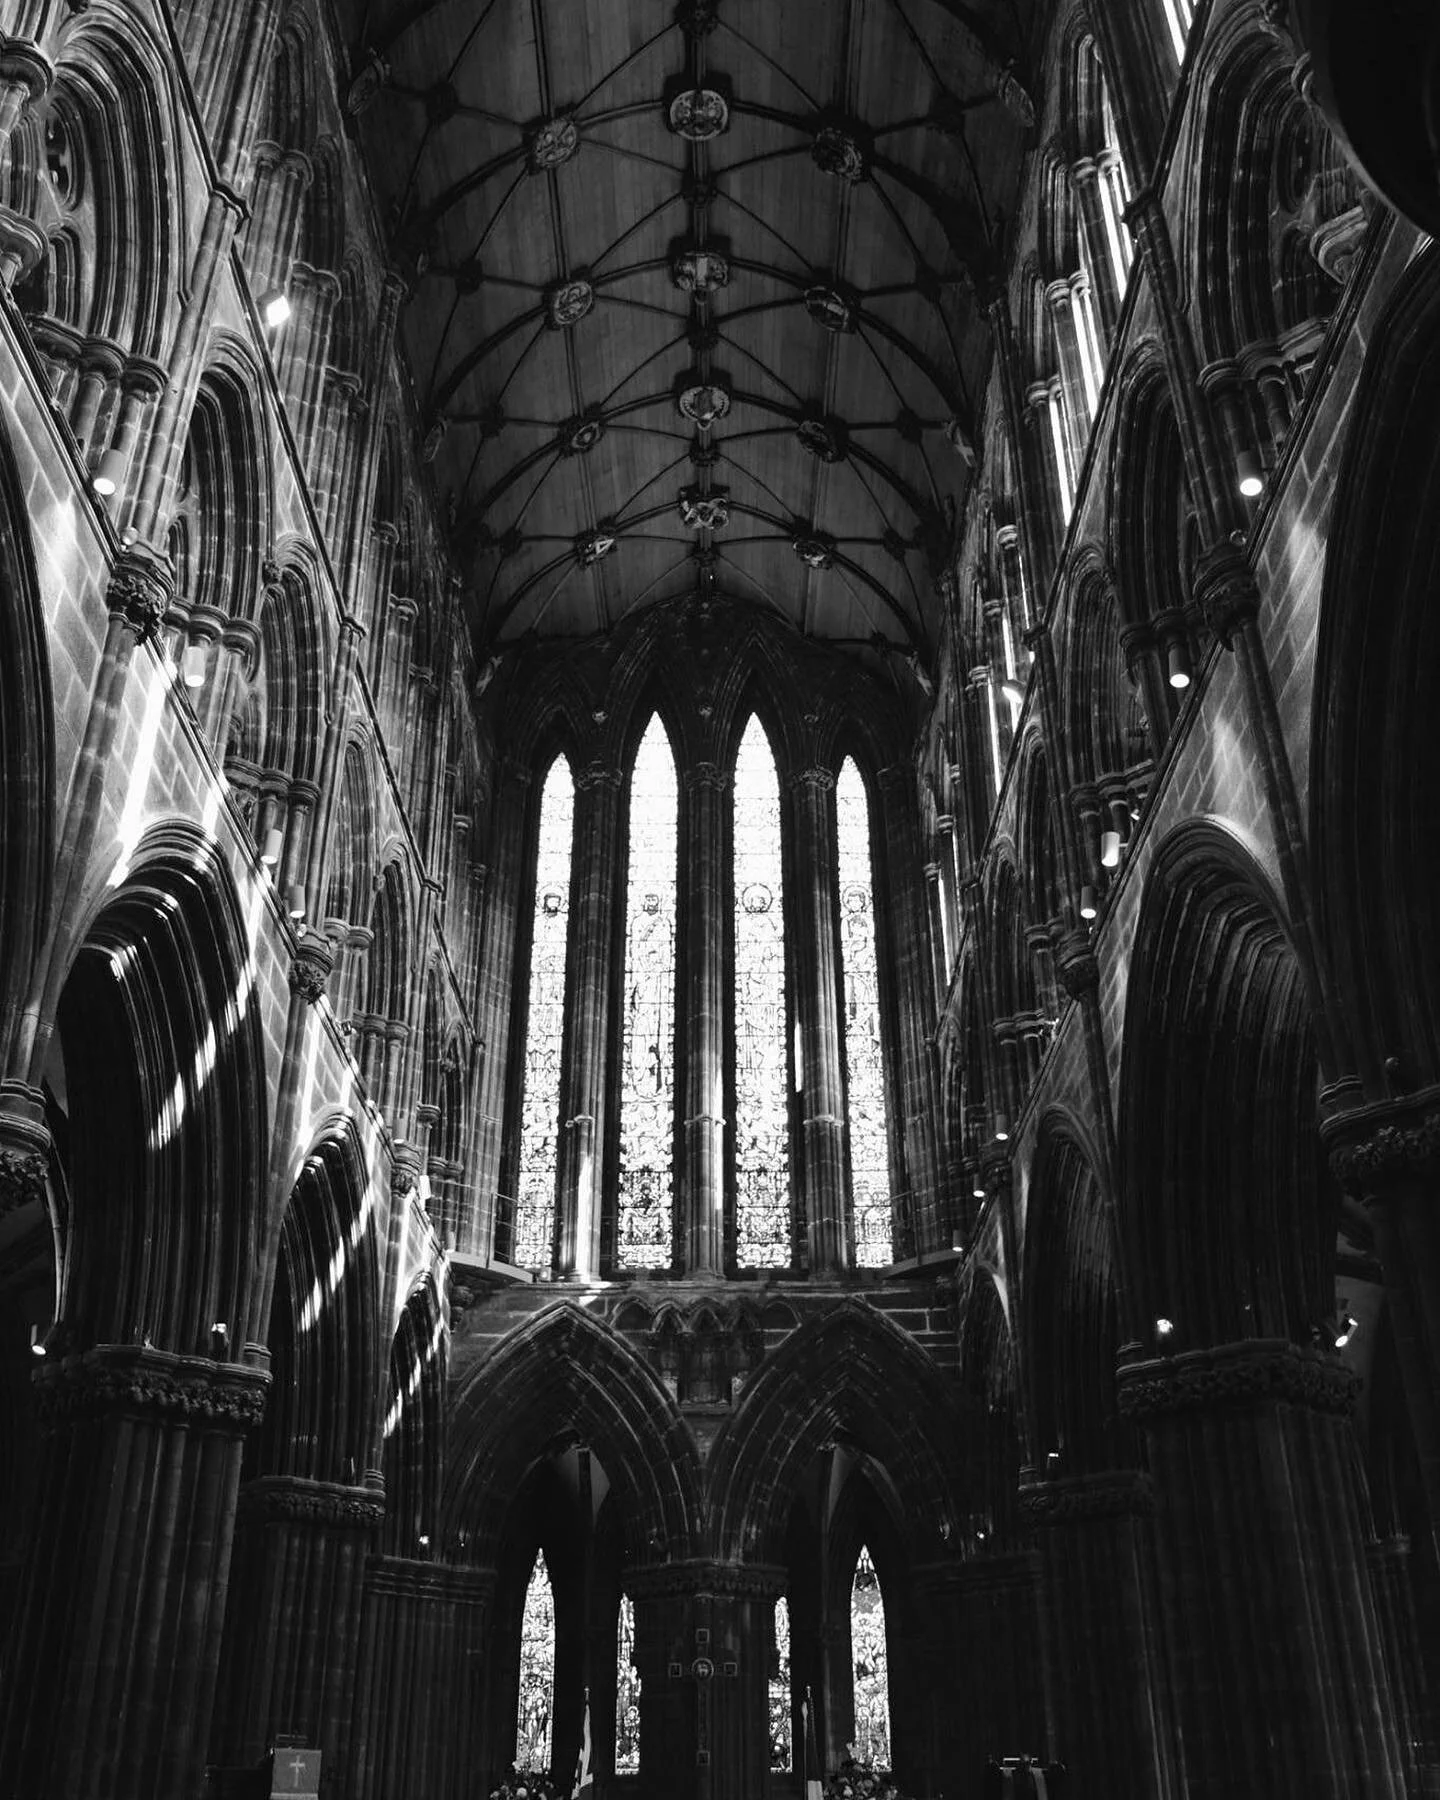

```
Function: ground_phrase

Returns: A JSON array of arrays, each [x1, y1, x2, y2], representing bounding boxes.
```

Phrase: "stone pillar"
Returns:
[[789, 766, 846, 1274], [681, 762, 728, 1277], [1117, 1339, 1406, 1798], [1045, 277, 1092, 473], [558, 762, 623, 1277], [213, 1476, 385, 1772], [349, 1559, 494, 1800], [1070, 157, 1122, 344], [921, 1553, 1046, 1783], [629, 1560, 786, 1800], [0, 1346, 269, 1799], [1018, 1469, 1175, 1795]]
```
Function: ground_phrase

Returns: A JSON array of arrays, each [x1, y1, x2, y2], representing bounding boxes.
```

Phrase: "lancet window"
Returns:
[[769, 1595, 792, 1772], [617, 716, 677, 1270], [516, 756, 573, 1272], [850, 1546, 891, 1769], [1160, 0, 1197, 63], [838, 760, 892, 1267], [616, 1593, 641, 1774], [733, 716, 791, 1269], [516, 1550, 556, 1771]]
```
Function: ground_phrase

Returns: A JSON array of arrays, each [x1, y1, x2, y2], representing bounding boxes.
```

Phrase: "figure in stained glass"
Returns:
[[837, 760, 892, 1267], [516, 758, 573, 1272], [516, 1551, 556, 1772]]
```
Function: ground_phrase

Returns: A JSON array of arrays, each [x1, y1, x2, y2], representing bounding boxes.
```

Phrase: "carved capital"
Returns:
[[34, 1345, 270, 1429], [687, 760, 730, 795], [107, 552, 174, 646], [1053, 929, 1099, 1000], [1116, 1338, 1357, 1424], [576, 761, 623, 794], [627, 1559, 788, 1602], [1018, 1468, 1154, 1526], [239, 1475, 386, 1530], [289, 941, 334, 1005], [1193, 542, 1260, 647], [1323, 1090, 1440, 1198], [0, 1145, 47, 1216]]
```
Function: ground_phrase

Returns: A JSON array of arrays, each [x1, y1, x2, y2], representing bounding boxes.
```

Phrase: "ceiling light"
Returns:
[[993, 1112, 1010, 1142], [91, 446, 127, 498], [1079, 884, 1098, 921], [259, 287, 292, 329], [260, 827, 284, 867], [181, 644, 208, 688], [1100, 828, 1121, 868], [1237, 450, 1264, 499], [1334, 1313, 1358, 1350]]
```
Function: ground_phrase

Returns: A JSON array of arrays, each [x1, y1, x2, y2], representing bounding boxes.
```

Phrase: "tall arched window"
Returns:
[[734, 715, 791, 1269], [517, 756, 573, 1271], [618, 716, 677, 1269], [516, 1550, 556, 1771], [616, 1592, 641, 1774], [837, 760, 892, 1267], [769, 1595, 792, 1772], [851, 1546, 890, 1769], [1159, 0, 1196, 63]]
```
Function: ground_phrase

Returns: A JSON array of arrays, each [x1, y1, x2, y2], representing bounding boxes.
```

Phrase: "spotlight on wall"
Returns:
[[993, 1112, 1011, 1143], [1334, 1312, 1359, 1350], [1236, 449, 1265, 500], [1154, 1316, 1176, 1348], [29, 1323, 46, 1359], [1167, 639, 1192, 690], [972, 1178, 987, 1200], [285, 883, 307, 924], [260, 826, 284, 867], [1079, 884, 1098, 921], [259, 287, 292, 330], [91, 446, 127, 499], [1045, 1449, 1062, 1478], [181, 643, 208, 689], [210, 1320, 230, 1359], [1099, 828, 1122, 869]]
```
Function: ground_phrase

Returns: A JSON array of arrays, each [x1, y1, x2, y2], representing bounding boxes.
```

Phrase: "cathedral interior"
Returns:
[[1, 0, 1439, 1796]]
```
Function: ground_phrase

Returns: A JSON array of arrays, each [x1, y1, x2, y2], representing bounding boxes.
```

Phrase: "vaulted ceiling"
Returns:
[[336, 0, 1043, 666]]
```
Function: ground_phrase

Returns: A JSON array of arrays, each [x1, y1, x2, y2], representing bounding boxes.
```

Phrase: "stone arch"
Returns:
[[53, 822, 269, 1354], [1023, 1111, 1129, 1472], [708, 1300, 967, 1563], [1116, 819, 1330, 1347], [174, 341, 273, 620], [381, 1272, 447, 1559], [1311, 245, 1440, 1091], [444, 1303, 704, 1564]]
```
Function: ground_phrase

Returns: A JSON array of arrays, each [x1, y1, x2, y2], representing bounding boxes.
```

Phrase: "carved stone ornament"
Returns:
[[561, 412, 605, 454], [1018, 1469, 1155, 1526], [420, 415, 448, 462], [679, 486, 729, 531], [33, 1346, 270, 1428], [792, 530, 835, 570], [668, 87, 730, 142], [344, 49, 390, 117], [679, 381, 731, 428], [576, 526, 618, 567], [1192, 541, 1261, 646], [288, 942, 334, 1006], [107, 555, 173, 645], [1116, 1338, 1358, 1424], [0, 1146, 47, 1217], [1325, 1099, 1440, 1197], [545, 276, 595, 328], [795, 413, 847, 462], [1053, 928, 1099, 1000], [677, 0, 721, 37], [672, 246, 730, 294], [628, 1558, 786, 1601], [995, 67, 1036, 129], [240, 1476, 386, 1530], [527, 113, 580, 172], [803, 283, 856, 333], [812, 123, 869, 183]]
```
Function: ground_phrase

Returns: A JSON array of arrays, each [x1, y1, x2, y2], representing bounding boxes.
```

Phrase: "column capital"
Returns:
[[1116, 1338, 1358, 1424], [1192, 540, 1261, 646], [107, 549, 174, 645], [32, 1344, 271, 1428], [1017, 1467, 1155, 1526], [576, 760, 623, 793], [787, 764, 835, 795], [289, 939, 335, 1005], [238, 1474, 386, 1529], [686, 759, 730, 794], [1323, 1086, 1440, 1197]]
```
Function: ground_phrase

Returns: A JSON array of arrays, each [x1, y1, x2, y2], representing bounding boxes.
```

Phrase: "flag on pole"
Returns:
[[572, 1688, 593, 1800], [802, 1688, 823, 1800]]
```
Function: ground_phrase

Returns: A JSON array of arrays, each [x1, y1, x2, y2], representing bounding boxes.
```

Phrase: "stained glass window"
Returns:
[[837, 760, 891, 1267], [769, 1596, 792, 1772], [618, 717, 676, 1268], [516, 758, 573, 1272], [616, 1593, 641, 1774], [516, 1550, 556, 1772], [734, 717, 791, 1268], [851, 1546, 890, 1769]]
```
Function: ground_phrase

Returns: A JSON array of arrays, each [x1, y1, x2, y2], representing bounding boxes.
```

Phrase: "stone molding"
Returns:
[[33, 1346, 270, 1428], [1116, 1338, 1357, 1423], [627, 1559, 788, 1602], [289, 941, 335, 1005], [240, 1475, 386, 1529], [1192, 541, 1261, 646], [107, 553, 174, 646], [1018, 1468, 1154, 1526], [365, 1556, 497, 1604]]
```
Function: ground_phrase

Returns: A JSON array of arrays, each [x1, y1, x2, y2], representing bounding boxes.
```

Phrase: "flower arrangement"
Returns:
[[824, 1752, 911, 1800]]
